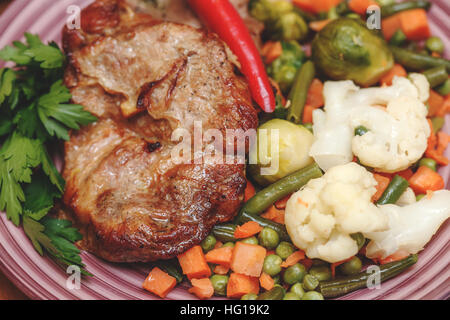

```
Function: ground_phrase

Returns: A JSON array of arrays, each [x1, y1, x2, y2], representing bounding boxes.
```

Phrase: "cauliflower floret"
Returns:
[[285, 162, 388, 263], [395, 187, 416, 207], [310, 74, 430, 172], [365, 190, 450, 259]]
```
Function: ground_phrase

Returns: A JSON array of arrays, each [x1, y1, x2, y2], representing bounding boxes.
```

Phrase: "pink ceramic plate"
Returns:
[[0, 0, 449, 300]]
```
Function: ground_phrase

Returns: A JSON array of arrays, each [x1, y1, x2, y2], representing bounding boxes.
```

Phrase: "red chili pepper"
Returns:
[[188, 0, 276, 113]]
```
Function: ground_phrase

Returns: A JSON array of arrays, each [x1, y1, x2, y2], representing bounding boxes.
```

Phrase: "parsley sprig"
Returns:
[[0, 33, 96, 275]]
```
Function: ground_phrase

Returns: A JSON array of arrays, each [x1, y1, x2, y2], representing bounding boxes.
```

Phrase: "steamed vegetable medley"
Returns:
[[142, 0, 450, 300]]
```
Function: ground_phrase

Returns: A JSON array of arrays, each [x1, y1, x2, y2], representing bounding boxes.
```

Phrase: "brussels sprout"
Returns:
[[248, 119, 315, 186], [311, 18, 394, 86], [249, 0, 293, 22], [270, 12, 308, 42], [267, 41, 306, 93]]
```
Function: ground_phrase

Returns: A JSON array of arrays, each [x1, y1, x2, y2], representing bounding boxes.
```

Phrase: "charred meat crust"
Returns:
[[61, 0, 258, 262]]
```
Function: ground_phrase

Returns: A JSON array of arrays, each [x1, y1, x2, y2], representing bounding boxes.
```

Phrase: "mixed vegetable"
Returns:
[[141, 0, 450, 300]]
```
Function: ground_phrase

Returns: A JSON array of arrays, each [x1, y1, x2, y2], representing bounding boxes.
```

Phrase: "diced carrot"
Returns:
[[427, 89, 445, 117], [306, 78, 324, 108], [436, 94, 450, 117], [244, 179, 256, 202], [293, 0, 341, 14], [409, 166, 445, 194], [302, 104, 315, 123], [214, 241, 223, 249], [379, 64, 407, 86], [395, 169, 414, 181], [330, 256, 354, 278], [274, 195, 291, 210], [348, 0, 378, 15], [143, 267, 177, 298], [309, 19, 332, 32], [178, 245, 211, 280], [188, 278, 214, 299], [259, 272, 275, 291], [425, 119, 450, 165], [281, 250, 306, 268], [230, 242, 267, 277], [399, 9, 430, 41], [371, 173, 391, 203], [227, 273, 260, 298], [205, 246, 234, 267], [431, 52, 441, 58], [214, 264, 230, 275], [234, 221, 263, 239], [381, 14, 402, 41], [261, 41, 282, 65], [261, 205, 285, 224], [436, 132, 450, 155]]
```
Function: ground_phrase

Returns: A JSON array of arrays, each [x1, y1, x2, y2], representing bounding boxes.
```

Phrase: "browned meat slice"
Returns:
[[62, 0, 258, 262]]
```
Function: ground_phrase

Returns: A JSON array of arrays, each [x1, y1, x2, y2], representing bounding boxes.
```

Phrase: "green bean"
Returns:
[[389, 46, 450, 73], [257, 285, 286, 300], [152, 259, 183, 284], [436, 79, 450, 96], [338, 256, 363, 275], [431, 117, 445, 134], [263, 254, 283, 276], [419, 158, 437, 171], [376, 175, 409, 205], [423, 66, 448, 88], [389, 29, 407, 46], [287, 60, 315, 124], [212, 224, 237, 242], [425, 36, 444, 55], [201, 234, 217, 252], [381, 0, 431, 18], [258, 227, 280, 249], [236, 163, 322, 222], [302, 274, 319, 291], [319, 254, 418, 298]]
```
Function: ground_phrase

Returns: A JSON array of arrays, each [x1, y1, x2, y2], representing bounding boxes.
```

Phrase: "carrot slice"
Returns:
[[205, 246, 234, 267], [409, 166, 445, 194], [399, 9, 430, 41], [348, 0, 378, 15], [230, 242, 267, 277], [379, 64, 407, 86], [214, 241, 223, 249], [306, 78, 324, 108], [436, 94, 450, 117], [259, 272, 275, 291], [280, 250, 306, 268], [371, 173, 391, 203], [309, 19, 332, 32], [214, 264, 230, 275], [143, 267, 177, 298], [274, 195, 291, 210], [427, 89, 445, 117], [381, 14, 402, 41], [244, 179, 256, 202], [302, 104, 315, 123], [227, 273, 260, 298], [188, 278, 214, 299], [261, 41, 282, 65], [425, 119, 450, 165], [293, 0, 341, 14], [234, 221, 263, 239], [178, 245, 211, 280], [261, 205, 285, 225]]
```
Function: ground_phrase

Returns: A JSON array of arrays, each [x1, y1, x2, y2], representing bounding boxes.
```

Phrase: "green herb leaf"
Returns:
[[0, 68, 15, 104]]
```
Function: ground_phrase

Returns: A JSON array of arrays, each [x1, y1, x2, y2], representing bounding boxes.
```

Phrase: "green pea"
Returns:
[[241, 293, 258, 300], [201, 234, 217, 252], [283, 263, 306, 285], [258, 227, 280, 250], [276, 241, 295, 260], [354, 125, 369, 136], [308, 265, 332, 281], [289, 282, 305, 299], [338, 256, 363, 276], [419, 158, 437, 171], [301, 291, 324, 300], [416, 194, 426, 201], [425, 36, 444, 54], [241, 236, 259, 245], [222, 242, 235, 248], [263, 254, 283, 276], [210, 274, 229, 296], [302, 274, 319, 291], [283, 292, 301, 300]]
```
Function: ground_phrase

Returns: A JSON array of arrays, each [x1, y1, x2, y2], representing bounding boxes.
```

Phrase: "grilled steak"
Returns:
[[62, 0, 258, 262]]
